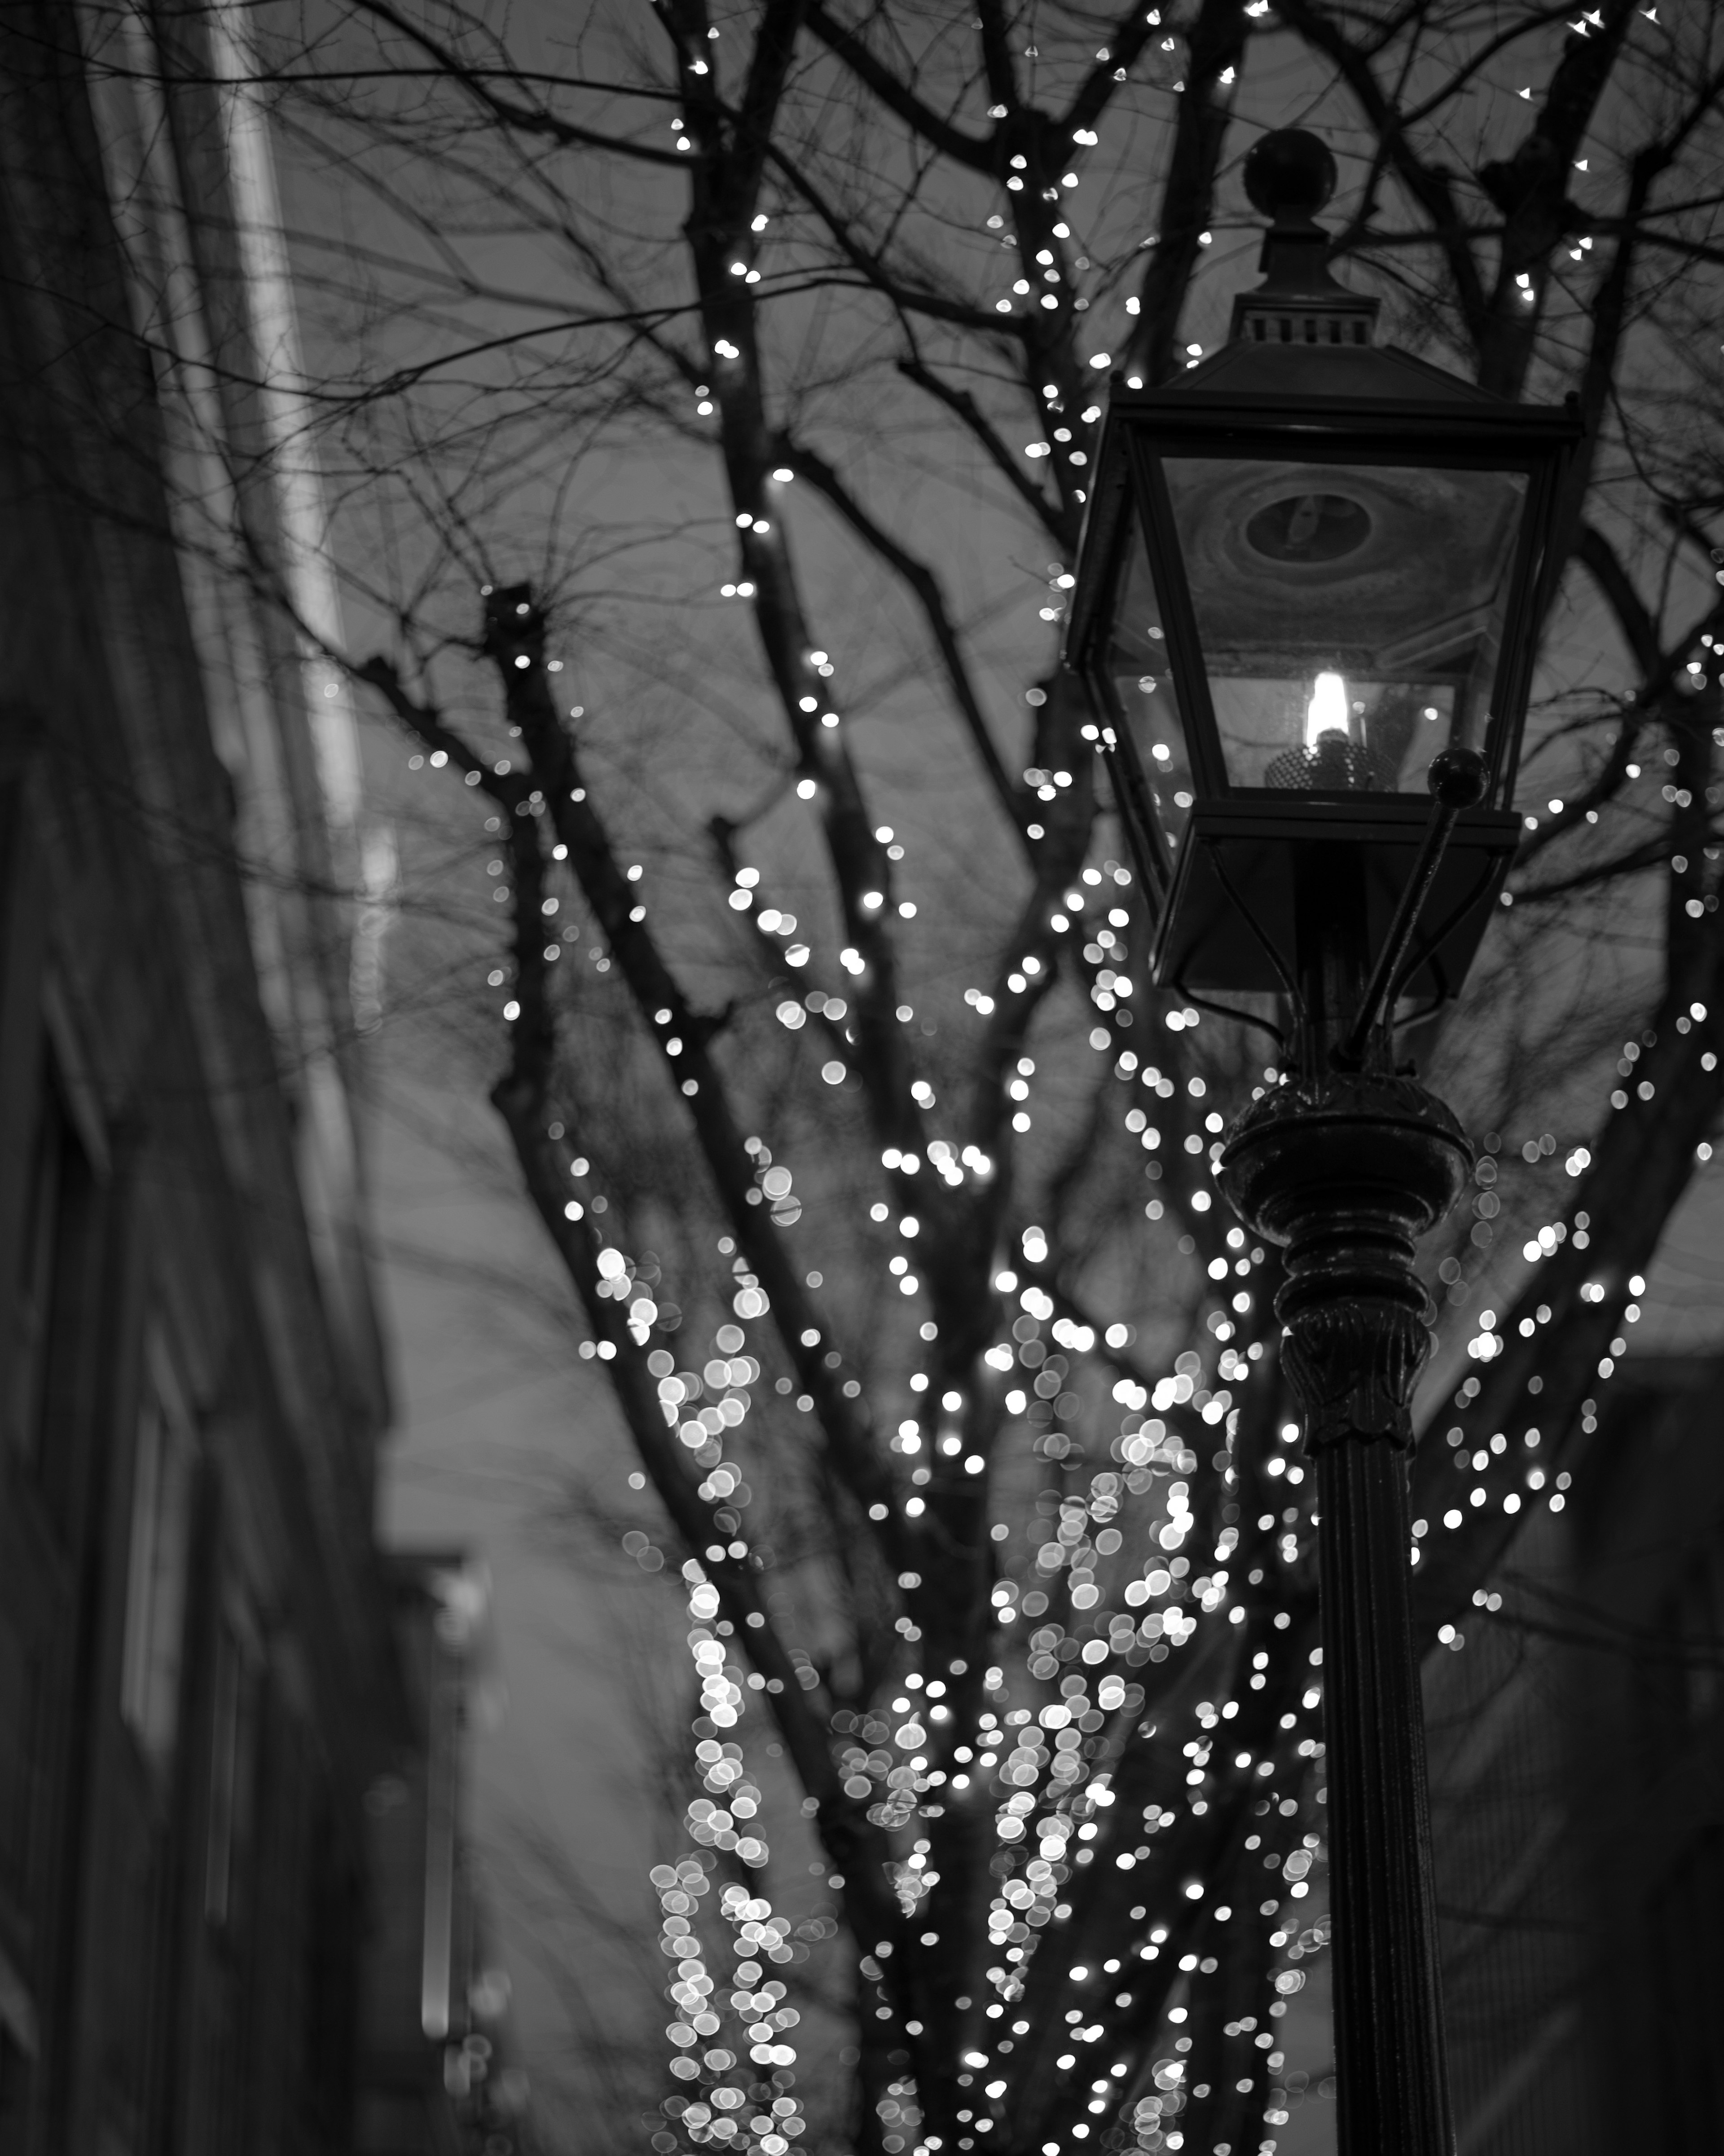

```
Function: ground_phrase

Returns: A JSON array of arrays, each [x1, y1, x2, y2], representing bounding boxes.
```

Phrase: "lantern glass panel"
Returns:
[[1161, 455, 1530, 796], [1099, 511, 1201, 855]]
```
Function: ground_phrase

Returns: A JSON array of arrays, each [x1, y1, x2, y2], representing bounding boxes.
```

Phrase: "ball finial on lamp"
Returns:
[[1242, 129, 1338, 227]]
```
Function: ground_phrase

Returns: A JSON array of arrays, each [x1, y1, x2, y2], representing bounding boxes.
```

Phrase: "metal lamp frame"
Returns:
[[1069, 385, 1579, 1011], [1052, 127, 1592, 2156]]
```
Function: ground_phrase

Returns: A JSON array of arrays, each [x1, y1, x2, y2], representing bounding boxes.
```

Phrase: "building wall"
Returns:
[[1425, 1355, 1724, 2153], [0, 8, 482, 2151]]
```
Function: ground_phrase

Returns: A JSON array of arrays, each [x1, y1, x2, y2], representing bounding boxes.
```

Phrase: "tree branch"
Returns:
[[803, 1, 995, 171], [776, 432, 1026, 838], [895, 357, 1071, 546]]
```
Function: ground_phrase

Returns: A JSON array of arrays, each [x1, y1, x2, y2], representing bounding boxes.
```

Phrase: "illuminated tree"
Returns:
[[148, 0, 1724, 2150]]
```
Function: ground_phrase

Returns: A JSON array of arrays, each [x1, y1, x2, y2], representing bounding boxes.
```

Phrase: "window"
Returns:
[[120, 1336, 195, 1772], [11, 1074, 64, 1454], [9, 1049, 101, 1537], [0, 1625, 34, 1898], [9, 1059, 89, 1468], [204, 1618, 257, 1928], [1638, 1535, 1724, 1782], [1676, 1542, 1724, 1728], [205, 1626, 239, 1923], [1644, 1825, 1724, 2137]]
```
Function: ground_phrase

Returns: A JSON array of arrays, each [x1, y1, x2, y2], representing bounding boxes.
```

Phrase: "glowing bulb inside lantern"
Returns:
[[1305, 670, 1350, 746]]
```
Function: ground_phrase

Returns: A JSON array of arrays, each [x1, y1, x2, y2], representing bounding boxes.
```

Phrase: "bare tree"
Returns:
[[81, 1, 1724, 2152]]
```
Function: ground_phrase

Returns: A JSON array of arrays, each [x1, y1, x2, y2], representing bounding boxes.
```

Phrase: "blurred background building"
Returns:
[[1426, 1351, 1724, 2154], [0, 5, 519, 2151]]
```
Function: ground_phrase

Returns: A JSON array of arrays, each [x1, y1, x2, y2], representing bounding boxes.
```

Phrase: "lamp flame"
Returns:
[[1305, 670, 1350, 746]]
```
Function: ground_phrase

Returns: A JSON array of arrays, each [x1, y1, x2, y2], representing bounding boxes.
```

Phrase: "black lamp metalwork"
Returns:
[[1069, 129, 1576, 1051], [1063, 131, 1581, 2156]]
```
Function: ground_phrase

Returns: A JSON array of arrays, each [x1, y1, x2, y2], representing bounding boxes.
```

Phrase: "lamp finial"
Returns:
[[1242, 129, 1337, 228], [1230, 128, 1379, 350]]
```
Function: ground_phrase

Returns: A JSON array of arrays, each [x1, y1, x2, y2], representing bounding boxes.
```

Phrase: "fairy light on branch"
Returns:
[[655, 1555, 809, 2155]]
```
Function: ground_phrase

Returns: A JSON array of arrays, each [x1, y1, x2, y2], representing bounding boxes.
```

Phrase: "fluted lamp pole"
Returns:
[[1059, 129, 1582, 2154]]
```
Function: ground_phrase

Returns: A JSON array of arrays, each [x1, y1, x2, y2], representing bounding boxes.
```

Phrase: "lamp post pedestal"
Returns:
[[1220, 1073, 1468, 2156]]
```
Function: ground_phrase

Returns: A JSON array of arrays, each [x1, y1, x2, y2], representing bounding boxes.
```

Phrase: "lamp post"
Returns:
[[1062, 131, 1581, 2156]]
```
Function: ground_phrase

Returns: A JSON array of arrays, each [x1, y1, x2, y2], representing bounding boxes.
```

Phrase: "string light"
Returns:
[[400, 30, 1694, 2136], [655, 1559, 810, 2154]]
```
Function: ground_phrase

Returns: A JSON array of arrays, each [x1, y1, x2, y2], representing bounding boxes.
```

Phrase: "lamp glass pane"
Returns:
[[1100, 511, 1200, 852], [1161, 456, 1529, 795]]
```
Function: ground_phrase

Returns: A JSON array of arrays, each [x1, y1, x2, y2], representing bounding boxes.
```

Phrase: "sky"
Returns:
[[265, 9, 1724, 2143], [369, 1059, 677, 2112]]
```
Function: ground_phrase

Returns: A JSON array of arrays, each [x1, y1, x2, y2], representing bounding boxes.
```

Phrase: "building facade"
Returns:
[[0, 6, 502, 2151], [1427, 1354, 1724, 2152]]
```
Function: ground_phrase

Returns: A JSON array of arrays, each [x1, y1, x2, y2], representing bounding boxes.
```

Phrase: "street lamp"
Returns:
[[1063, 131, 1580, 2156]]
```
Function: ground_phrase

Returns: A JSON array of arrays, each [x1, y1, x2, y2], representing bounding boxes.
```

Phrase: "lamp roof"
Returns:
[[1123, 127, 1531, 411], [1139, 335, 1506, 407]]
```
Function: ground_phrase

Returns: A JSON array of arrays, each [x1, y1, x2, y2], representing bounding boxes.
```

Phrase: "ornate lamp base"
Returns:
[[1220, 1072, 1469, 2156]]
